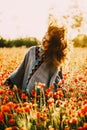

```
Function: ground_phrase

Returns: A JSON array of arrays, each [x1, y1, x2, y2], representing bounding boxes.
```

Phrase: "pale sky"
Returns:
[[0, 0, 87, 40]]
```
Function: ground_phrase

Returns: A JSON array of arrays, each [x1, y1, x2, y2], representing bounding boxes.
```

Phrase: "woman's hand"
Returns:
[[4, 78, 14, 89]]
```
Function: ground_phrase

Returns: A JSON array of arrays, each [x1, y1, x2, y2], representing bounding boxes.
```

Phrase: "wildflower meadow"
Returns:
[[0, 47, 87, 130]]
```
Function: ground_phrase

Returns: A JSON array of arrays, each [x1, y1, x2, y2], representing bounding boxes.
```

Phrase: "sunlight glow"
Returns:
[[0, 0, 51, 39], [0, 0, 87, 40]]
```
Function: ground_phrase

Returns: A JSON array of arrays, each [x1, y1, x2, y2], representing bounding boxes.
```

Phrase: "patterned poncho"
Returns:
[[9, 46, 59, 95]]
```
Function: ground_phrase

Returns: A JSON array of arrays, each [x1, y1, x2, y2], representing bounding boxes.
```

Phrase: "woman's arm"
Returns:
[[4, 48, 31, 89]]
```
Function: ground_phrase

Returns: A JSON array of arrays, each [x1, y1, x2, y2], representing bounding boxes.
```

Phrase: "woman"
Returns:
[[4, 25, 67, 96]]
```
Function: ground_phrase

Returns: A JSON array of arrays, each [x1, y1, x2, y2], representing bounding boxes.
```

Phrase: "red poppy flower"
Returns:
[[21, 93, 28, 100], [38, 82, 45, 88], [81, 105, 87, 115], [8, 118, 16, 126], [16, 107, 24, 114], [36, 112, 41, 119], [78, 127, 83, 130], [24, 106, 30, 113], [31, 90, 36, 97], [7, 102, 15, 109], [11, 126, 18, 130], [0, 112, 4, 124], [1, 105, 10, 113], [0, 89, 5, 94], [69, 87, 74, 92], [83, 123, 87, 129], [47, 98, 54, 105], [70, 117, 77, 124]]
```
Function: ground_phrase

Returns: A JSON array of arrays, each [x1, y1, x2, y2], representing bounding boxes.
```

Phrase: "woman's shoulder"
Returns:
[[26, 45, 42, 57], [28, 45, 41, 51], [29, 46, 36, 51], [26, 46, 36, 54]]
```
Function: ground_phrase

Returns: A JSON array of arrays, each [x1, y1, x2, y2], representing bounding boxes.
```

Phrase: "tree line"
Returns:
[[0, 36, 40, 48]]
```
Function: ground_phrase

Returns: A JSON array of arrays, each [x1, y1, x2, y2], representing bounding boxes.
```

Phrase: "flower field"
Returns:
[[0, 47, 87, 130]]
